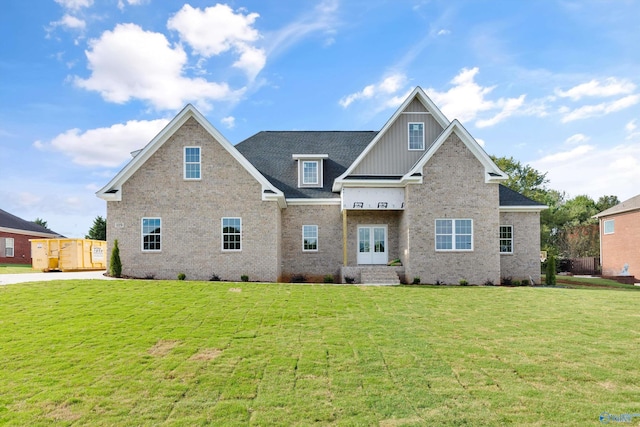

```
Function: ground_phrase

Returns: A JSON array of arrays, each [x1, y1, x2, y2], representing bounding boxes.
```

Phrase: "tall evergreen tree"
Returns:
[[86, 215, 107, 240]]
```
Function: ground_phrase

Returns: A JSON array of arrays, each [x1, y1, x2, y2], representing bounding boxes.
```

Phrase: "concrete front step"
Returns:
[[360, 266, 401, 285]]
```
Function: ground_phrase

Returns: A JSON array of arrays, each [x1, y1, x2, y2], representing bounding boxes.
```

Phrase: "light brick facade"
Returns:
[[100, 89, 545, 284]]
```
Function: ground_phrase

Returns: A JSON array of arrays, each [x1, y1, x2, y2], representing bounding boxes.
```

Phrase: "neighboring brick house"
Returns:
[[0, 208, 62, 264], [97, 87, 546, 284], [594, 194, 640, 278]]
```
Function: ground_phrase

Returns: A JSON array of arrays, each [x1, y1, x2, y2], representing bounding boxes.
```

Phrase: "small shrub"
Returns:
[[177, 273, 186, 281], [344, 276, 355, 284], [144, 273, 155, 280], [501, 276, 513, 286], [209, 274, 221, 281], [546, 255, 557, 286], [512, 279, 521, 286], [241, 274, 249, 282], [412, 277, 421, 285], [290, 274, 306, 283], [483, 279, 494, 286], [435, 280, 445, 286], [109, 239, 122, 278], [459, 279, 469, 286], [323, 274, 334, 283], [521, 279, 530, 286]]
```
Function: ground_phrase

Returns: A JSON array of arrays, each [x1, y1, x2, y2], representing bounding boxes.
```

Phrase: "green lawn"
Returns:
[[0, 263, 36, 274], [1, 281, 639, 426]]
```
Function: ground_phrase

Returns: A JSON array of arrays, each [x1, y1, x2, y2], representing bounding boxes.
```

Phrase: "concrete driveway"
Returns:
[[0, 270, 115, 286]]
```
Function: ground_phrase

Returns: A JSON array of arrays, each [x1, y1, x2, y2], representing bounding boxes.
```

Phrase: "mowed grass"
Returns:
[[0, 263, 36, 274], [1, 281, 639, 426]]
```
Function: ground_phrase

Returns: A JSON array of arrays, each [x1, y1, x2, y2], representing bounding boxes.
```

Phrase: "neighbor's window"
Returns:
[[408, 122, 425, 150], [436, 219, 473, 251], [603, 219, 615, 234], [222, 217, 242, 251], [302, 161, 319, 185], [4, 237, 14, 257], [142, 218, 161, 251], [302, 225, 318, 251], [184, 146, 201, 180], [499, 225, 513, 254]]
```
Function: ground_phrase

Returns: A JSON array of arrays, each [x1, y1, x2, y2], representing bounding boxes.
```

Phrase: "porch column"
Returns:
[[342, 209, 348, 265]]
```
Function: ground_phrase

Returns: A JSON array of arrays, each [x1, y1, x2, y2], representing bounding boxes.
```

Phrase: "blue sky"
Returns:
[[2, 0, 639, 237]]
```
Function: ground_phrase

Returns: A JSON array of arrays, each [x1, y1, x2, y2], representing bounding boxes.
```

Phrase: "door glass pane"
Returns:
[[359, 228, 370, 253], [374, 228, 385, 253]]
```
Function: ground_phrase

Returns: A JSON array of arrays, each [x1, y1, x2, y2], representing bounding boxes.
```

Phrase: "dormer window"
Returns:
[[292, 154, 328, 188], [408, 122, 425, 150], [302, 161, 319, 185]]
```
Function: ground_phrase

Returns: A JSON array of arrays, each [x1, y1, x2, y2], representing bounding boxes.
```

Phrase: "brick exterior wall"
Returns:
[[499, 211, 542, 283], [400, 133, 501, 285], [280, 204, 343, 282], [600, 210, 640, 277], [106, 117, 281, 281], [345, 210, 401, 266], [0, 232, 36, 264]]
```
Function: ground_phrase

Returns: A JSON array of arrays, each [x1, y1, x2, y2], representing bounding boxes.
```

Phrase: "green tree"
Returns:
[[110, 239, 122, 278], [596, 195, 620, 212], [33, 218, 48, 229], [86, 215, 107, 240], [545, 255, 556, 286], [491, 156, 550, 202]]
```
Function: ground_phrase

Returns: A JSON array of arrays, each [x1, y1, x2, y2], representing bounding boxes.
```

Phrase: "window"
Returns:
[[604, 219, 615, 234], [222, 217, 242, 251], [435, 219, 473, 251], [499, 225, 513, 254], [184, 146, 201, 180], [302, 161, 319, 185], [302, 225, 318, 251], [142, 218, 161, 251], [408, 122, 425, 150], [4, 238, 14, 257]]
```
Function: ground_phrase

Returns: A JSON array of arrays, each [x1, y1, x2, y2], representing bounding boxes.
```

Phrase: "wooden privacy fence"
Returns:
[[569, 257, 600, 275]]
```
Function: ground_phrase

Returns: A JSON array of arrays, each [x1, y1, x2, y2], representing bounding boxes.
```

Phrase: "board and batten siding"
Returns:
[[352, 99, 444, 175]]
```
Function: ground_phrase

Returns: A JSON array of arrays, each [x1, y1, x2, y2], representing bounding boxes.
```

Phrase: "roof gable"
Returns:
[[96, 104, 284, 206], [404, 119, 508, 184], [334, 87, 450, 188]]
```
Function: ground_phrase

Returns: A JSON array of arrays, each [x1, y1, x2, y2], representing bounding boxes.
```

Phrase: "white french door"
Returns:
[[357, 225, 388, 265]]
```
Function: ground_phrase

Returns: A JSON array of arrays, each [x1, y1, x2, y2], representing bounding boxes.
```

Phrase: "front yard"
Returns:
[[1, 280, 638, 425]]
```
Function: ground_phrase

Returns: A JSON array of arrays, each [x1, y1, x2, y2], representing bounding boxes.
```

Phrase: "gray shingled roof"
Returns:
[[594, 193, 640, 218], [498, 185, 546, 207], [0, 208, 61, 235], [235, 131, 378, 198]]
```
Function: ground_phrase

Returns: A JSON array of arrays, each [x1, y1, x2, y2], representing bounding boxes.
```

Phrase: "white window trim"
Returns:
[[302, 225, 318, 252], [4, 237, 14, 257], [435, 219, 474, 251], [408, 122, 425, 151], [603, 219, 615, 235], [184, 146, 202, 180], [141, 217, 162, 252], [302, 160, 319, 185], [221, 217, 242, 252], [499, 225, 513, 255]]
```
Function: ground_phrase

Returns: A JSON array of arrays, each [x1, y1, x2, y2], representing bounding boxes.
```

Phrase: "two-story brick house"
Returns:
[[97, 87, 546, 284]]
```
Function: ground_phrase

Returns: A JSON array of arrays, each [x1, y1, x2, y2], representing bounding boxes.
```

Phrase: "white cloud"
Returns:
[[55, 0, 93, 10], [565, 133, 590, 144], [626, 119, 637, 132], [625, 119, 640, 140], [53, 14, 86, 30], [560, 94, 640, 123], [555, 77, 636, 100], [266, 0, 339, 58], [35, 118, 169, 168], [167, 4, 265, 79], [74, 23, 241, 110], [436, 29, 451, 36], [221, 116, 236, 129], [118, 0, 146, 10], [339, 74, 407, 108], [532, 143, 640, 200], [428, 67, 528, 126]]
